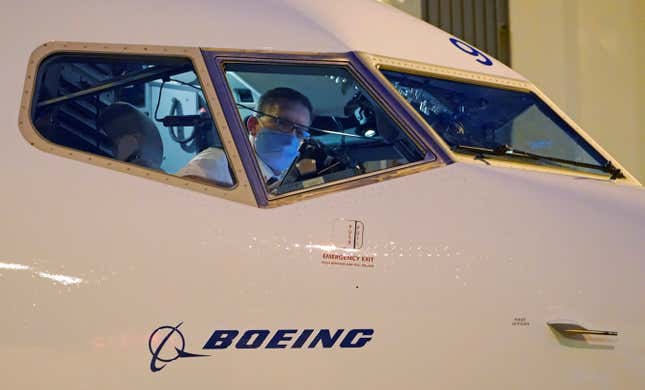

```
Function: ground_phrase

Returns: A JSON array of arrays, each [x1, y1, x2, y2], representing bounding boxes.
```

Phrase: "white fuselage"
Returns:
[[1, 0, 643, 389]]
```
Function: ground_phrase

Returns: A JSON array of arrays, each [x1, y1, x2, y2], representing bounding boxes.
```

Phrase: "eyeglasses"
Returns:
[[258, 115, 310, 139], [236, 102, 376, 140], [234, 102, 310, 138]]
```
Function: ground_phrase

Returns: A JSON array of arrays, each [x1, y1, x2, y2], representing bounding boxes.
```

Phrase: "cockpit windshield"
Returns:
[[382, 70, 610, 176]]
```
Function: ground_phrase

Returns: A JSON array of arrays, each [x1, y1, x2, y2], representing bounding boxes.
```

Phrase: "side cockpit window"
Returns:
[[221, 63, 431, 196], [31, 53, 235, 187]]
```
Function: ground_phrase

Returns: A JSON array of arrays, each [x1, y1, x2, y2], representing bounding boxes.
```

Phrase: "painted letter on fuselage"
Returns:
[[203, 330, 239, 349], [340, 329, 373, 348]]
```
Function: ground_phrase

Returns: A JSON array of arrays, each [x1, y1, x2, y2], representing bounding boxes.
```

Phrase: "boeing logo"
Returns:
[[148, 322, 209, 372], [148, 324, 374, 372]]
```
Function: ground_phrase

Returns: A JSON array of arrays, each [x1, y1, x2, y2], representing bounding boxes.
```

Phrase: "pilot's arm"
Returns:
[[177, 147, 234, 187]]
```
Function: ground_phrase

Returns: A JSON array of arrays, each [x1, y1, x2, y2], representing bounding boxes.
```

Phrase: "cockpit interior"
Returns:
[[30, 50, 617, 200], [31, 54, 429, 195]]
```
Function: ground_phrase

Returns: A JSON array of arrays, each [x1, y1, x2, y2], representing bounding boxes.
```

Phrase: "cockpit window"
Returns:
[[31, 53, 235, 187], [222, 63, 430, 196], [382, 70, 610, 176]]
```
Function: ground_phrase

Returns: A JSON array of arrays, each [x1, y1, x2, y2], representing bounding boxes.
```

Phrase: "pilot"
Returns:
[[178, 87, 312, 189]]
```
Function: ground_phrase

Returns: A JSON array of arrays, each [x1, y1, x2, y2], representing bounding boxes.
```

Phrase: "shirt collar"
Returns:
[[257, 157, 277, 182]]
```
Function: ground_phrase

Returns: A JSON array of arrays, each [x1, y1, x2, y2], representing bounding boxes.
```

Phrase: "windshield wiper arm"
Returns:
[[453, 144, 624, 180]]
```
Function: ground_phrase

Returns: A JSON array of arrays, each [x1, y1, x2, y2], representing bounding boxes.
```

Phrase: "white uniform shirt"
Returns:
[[177, 146, 281, 188]]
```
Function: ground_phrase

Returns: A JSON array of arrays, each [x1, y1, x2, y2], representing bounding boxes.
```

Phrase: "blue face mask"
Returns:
[[254, 129, 301, 174]]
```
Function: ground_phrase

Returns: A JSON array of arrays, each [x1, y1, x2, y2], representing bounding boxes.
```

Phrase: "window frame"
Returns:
[[201, 49, 448, 207], [21, 44, 624, 209], [19, 41, 257, 206], [362, 52, 640, 184]]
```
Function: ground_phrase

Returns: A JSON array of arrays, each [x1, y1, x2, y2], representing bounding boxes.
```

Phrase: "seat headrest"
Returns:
[[98, 102, 163, 169]]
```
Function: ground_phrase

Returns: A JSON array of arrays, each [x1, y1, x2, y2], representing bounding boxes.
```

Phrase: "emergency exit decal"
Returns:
[[320, 219, 375, 269]]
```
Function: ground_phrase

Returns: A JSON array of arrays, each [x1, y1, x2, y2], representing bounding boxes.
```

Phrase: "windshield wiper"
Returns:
[[453, 144, 624, 180]]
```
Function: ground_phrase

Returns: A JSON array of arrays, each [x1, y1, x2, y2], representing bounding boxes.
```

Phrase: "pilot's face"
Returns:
[[249, 100, 312, 138]]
